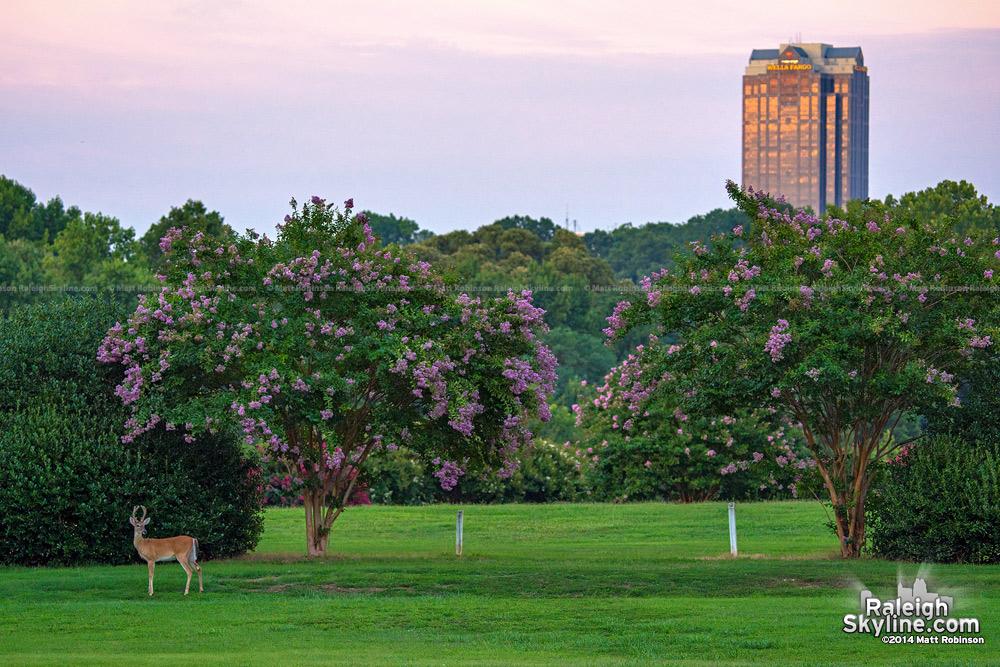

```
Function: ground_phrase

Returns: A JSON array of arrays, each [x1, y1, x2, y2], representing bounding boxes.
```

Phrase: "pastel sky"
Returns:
[[2, 1, 999, 238]]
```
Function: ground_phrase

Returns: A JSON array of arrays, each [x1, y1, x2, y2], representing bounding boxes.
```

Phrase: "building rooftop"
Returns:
[[824, 46, 862, 59], [749, 49, 780, 60], [745, 43, 864, 74]]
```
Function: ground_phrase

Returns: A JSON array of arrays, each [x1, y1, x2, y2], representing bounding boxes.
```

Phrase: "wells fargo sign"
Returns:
[[767, 64, 812, 71]]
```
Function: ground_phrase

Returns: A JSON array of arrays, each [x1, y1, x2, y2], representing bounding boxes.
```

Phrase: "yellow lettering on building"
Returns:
[[767, 64, 812, 71]]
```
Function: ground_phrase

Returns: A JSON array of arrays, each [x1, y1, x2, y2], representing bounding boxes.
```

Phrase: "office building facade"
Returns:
[[742, 43, 869, 213]]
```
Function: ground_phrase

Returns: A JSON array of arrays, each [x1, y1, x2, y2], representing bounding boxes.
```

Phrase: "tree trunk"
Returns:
[[824, 473, 871, 558], [805, 425, 879, 559], [303, 489, 329, 557]]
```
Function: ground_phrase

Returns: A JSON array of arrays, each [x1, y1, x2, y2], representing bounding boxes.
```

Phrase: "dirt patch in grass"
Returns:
[[237, 581, 391, 595], [697, 551, 844, 561], [233, 552, 437, 564], [263, 584, 293, 593], [759, 575, 854, 590], [233, 553, 316, 564], [779, 550, 845, 561], [321, 585, 387, 594]]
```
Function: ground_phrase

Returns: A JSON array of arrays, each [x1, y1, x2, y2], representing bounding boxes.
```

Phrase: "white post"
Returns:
[[456, 510, 463, 556], [728, 502, 738, 557]]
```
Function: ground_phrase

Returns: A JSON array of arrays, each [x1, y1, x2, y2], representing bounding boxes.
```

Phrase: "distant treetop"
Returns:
[[0, 175, 80, 243], [583, 208, 750, 283], [363, 211, 434, 247], [140, 199, 231, 271]]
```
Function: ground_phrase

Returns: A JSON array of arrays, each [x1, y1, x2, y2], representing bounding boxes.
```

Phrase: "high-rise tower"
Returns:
[[742, 43, 869, 213]]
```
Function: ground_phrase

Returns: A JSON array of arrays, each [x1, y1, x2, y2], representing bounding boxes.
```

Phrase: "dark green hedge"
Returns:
[[0, 297, 264, 565], [866, 435, 1000, 564]]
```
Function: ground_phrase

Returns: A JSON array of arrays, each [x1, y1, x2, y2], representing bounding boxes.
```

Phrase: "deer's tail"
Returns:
[[191, 538, 199, 562]]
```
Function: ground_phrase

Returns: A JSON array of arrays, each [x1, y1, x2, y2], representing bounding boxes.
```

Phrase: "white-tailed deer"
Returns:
[[129, 506, 203, 596]]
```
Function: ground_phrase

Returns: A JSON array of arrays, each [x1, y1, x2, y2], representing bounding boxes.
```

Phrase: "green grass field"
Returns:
[[1, 502, 997, 665]]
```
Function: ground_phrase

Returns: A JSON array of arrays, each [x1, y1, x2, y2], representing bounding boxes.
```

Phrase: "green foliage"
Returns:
[[884, 179, 1000, 238], [0, 235, 47, 312], [447, 440, 590, 503], [363, 447, 441, 505], [583, 208, 749, 283], [412, 223, 620, 332], [44, 211, 128, 283], [541, 327, 617, 401], [363, 442, 589, 505], [0, 175, 36, 240], [867, 435, 1000, 563], [0, 176, 85, 312], [140, 200, 231, 271], [922, 355, 1000, 445], [363, 211, 433, 246], [531, 403, 578, 444], [0, 176, 159, 314], [0, 297, 264, 565], [31, 195, 80, 243], [410, 220, 623, 410], [494, 214, 558, 242], [43, 211, 155, 308], [0, 175, 80, 243]]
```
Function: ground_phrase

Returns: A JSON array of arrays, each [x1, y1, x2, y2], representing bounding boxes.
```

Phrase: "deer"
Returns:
[[129, 505, 203, 596]]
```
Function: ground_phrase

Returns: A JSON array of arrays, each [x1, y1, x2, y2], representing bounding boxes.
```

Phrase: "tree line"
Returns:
[[3, 174, 998, 425], [3, 172, 1000, 562]]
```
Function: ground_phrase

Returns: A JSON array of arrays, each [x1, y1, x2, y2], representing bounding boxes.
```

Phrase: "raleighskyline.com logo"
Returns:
[[843, 578, 982, 644]]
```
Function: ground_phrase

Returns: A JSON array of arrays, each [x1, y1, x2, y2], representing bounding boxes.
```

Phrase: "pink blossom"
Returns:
[[764, 319, 791, 361]]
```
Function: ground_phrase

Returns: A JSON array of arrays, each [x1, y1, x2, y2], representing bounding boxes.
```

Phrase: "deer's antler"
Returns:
[[132, 505, 141, 519], [139, 506, 147, 522]]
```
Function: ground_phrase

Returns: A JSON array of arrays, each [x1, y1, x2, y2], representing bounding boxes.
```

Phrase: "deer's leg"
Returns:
[[178, 557, 193, 595], [192, 558, 203, 593], [147, 560, 155, 596], [191, 538, 203, 593]]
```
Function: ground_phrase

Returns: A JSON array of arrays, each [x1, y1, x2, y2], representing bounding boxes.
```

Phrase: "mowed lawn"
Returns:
[[1, 502, 998, 666]]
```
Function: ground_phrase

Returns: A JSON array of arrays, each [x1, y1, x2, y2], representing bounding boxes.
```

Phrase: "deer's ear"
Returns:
[[129, 517, 136, 526], [142, 518, 151, 526]]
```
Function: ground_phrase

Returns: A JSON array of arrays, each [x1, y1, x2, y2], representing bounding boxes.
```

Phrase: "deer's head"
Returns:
[[129, 505, 150, 537]]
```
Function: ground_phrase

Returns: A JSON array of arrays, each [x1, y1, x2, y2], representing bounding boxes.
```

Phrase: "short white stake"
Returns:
[[728, 502, 738, 557], [456, 510, 464, 556]]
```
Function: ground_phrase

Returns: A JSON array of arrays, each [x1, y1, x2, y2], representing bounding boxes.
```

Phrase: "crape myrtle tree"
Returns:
[[600, 181, 999, 557], [99, 197, 556, 557]]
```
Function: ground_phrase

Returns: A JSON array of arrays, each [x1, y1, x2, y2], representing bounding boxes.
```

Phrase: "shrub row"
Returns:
[[866, 434, 1000, 564], [0, 297, 264, 565]]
